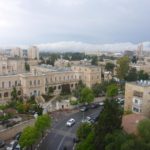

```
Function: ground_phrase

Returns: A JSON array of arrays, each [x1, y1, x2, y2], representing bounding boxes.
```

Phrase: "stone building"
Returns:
[[0, 57, 102, 104], [124, 81, 150, 116]]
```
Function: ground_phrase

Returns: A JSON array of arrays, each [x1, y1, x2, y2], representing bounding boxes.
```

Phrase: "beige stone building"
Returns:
[[0, 55, 102, 104], [124, 81, 150, 116]]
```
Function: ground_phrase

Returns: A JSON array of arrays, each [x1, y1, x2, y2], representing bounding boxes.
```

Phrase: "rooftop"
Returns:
[[131, 80, 150, 87], [39, 64, 72, 72]]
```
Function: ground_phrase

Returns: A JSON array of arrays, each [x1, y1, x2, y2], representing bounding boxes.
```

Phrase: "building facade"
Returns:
[[124, 81, 150, 116], [0, 57, 102, 104]]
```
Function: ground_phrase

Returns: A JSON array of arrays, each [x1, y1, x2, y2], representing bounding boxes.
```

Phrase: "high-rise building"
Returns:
[[11, 47, 23, 58], [28, 46, 39, 60]]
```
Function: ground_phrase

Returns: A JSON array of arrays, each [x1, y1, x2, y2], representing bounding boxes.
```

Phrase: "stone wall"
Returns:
[[0, 119, 35, 140]]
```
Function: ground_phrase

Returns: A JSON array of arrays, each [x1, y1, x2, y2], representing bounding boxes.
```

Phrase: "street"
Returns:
[[38, 106, 102, 150]]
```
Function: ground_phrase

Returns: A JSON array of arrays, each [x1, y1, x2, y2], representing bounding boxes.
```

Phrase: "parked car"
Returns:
[[73, 137, 80, 143], [66, 118, 75, 127], [90, 103, 99, 109], [81, 116, 92, 124], [91, 115, 99, 123], [0, 139, 5, 148], [80, 106, 88, 112], [6, 140, 18, 150], [99, 102, 104, 106], [13, 132, 22, 141]]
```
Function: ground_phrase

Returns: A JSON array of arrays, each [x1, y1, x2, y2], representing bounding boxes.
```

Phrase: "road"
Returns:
[[38, 106, 102, 150]]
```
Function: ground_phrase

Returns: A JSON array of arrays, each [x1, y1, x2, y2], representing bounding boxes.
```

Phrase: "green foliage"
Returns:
[[80, 87, 94, 104], [73, 80, 85, 98], [25, 62, 30, 71], [47, 87, 54, 96], [0, 114, 12, 121], [106, 84, 118, 97], [116, 56, 130, 80], [138, 70, 149, 80], [61, 84, 71, 95], [76, 131, 95, 150], [35, 114, 51, 133], [91, 56, 98, 66], [70, 100, 78, 105], [94, 99, 123, 149], [77, 123, 92, 141], [19, 126, 40, 149], [92, 83, 104, 97], [125, 67, 138, 81], [105, 62, 115, 72], [138, 119, 150, 143], [11, 87, 18, 100]]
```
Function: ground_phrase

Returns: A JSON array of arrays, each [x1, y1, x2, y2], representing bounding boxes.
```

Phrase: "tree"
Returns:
[[104, 131, 129, 150], [47, 87, 54, 96], [94, 99, 123, 149], [11, 87, 18, 100], [25, 62, 30, 71], [92, 83, 103, 97], [61, 84, 71, 95], [19, 126, 40, 150], [116, 56, 130, 80], [73, 80, 85, 98], [76, 131, 95, 150], [91, 56, 98, 66], [131, 56, 138, 64], [137, 119, 150, 143], [125, 68, 137, 81], [80, 87, 94, 104], [137, 70, 149, 80], [106, 84, 118, 98], [105, 62, 115, 72], [35, 114, 51, 135], [77, 123, 92, 141]]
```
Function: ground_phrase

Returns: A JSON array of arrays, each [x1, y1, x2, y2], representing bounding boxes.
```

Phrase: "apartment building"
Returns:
[[124, 81, 150, 116], [28, 46, 39, 60]]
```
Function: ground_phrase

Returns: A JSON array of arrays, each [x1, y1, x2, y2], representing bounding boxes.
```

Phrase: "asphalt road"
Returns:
[[38, 106, 103, 150]]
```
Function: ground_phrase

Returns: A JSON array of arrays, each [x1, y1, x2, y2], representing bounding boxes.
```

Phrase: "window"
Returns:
[[135, 99, 138, 104], [15, 81, 17, 86], [2, 82, 4, 88], [133, 91, 143, 97], [9, 81, 11, 87], [38, 80, 40, 85], [4, 92, 8, 97], [0, 93, 2, 98], [132, 107, 140, 113], [30, 81, 32, 86], [34, 80, 36, 86], [38, 91, 40, 96]]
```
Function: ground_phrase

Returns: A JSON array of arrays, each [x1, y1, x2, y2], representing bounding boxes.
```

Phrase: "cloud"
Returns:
[[36, 41, 150, 52], [0, 0, 150, 46]]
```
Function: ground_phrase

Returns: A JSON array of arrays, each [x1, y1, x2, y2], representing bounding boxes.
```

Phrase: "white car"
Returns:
[[99, 102, 104, 106], [66, 118, 75, 127], [6, 140, 18, 150], [81, 116, 92, 124]]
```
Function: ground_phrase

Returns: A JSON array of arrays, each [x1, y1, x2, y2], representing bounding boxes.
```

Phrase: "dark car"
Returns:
[[13, 132, 22, 141], [90, 103, 99, 109], [73, 137, 80, 143], [80, 106, 88, 112], [0, 139, 5, 148]]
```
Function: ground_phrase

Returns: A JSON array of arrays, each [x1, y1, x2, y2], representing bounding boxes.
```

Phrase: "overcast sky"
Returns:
[[0, 0, 150, 51]]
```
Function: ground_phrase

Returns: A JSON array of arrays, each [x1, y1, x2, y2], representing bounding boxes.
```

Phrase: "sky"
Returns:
[[0, 0, 150, 51]]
